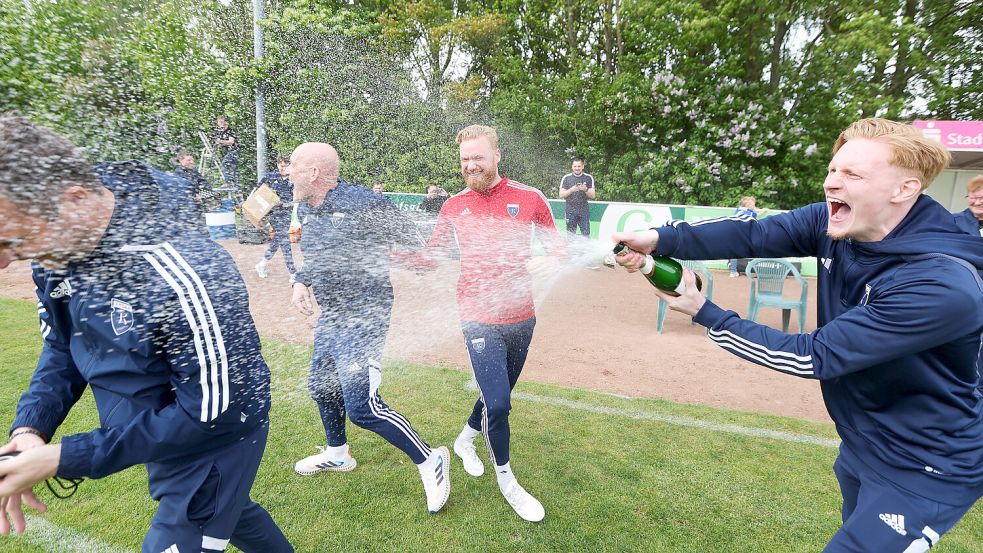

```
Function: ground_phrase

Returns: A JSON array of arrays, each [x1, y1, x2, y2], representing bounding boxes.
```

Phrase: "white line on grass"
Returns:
[[16, 515, 133, 553], [464, 380, 840, 448]]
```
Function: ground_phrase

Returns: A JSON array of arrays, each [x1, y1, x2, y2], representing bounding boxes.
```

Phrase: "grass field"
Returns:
[[1, 298, 981, 552]]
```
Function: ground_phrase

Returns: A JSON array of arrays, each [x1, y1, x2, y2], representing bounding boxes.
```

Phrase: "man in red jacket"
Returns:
[[417, 124, 564, 522]]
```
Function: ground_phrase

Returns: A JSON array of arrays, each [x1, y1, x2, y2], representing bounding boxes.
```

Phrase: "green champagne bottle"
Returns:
[[611, 242, 703, 297]]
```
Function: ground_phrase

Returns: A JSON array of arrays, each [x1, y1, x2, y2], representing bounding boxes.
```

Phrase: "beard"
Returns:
[[463, 169, 496, 192]]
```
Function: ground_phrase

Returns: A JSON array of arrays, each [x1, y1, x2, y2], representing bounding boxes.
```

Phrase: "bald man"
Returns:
[[285, 143, 451, 514]]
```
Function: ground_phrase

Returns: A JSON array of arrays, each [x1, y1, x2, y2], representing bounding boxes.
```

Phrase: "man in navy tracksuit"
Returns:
[[254, 155, 297, 280], [614, 118, 983, 552], [0, 118, 292, 552], [285, 142, 451, 514]]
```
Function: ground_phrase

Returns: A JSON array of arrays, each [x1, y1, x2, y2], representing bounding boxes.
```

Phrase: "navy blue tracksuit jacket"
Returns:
[[954, 207, 982, 237], [657, 195, 983, 506], [11, 162, 271, 481]]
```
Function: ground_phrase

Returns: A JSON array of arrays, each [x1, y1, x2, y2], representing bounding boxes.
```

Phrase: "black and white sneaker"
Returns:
[[419, 446, 451, 513], [294, 445, 357, 475]]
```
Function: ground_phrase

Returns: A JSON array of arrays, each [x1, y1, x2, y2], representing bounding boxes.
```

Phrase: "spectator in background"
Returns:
[[728, 196, 762, 277], [372, 182, 384, 195], [255, 155, 297, 281], [213, 115, 239, 189], [172, 150, 210, 208], [954, 175, 983, 237], [558, 158, 595, 238], [419, 184, 448, 214]]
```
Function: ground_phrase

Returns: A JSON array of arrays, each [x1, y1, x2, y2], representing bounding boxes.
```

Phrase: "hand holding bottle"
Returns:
[[609, 230, 660, 271], [653, 269, 706, 316], [611, 242, 703, 295]]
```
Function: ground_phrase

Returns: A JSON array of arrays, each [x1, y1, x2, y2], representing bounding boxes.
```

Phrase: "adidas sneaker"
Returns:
[[294, 445, 356, 475], [419, 446, 451, 513]]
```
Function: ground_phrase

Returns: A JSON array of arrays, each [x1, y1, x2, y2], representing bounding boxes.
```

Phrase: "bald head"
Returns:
[[287, 142, 340, 206]]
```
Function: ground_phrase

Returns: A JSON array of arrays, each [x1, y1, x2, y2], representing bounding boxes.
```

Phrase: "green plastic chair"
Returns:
[[657, 259, 714, 333], [745, 258, 808, 333]]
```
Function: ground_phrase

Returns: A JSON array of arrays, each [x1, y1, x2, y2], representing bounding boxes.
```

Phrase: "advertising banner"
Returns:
[[386, 193, 817, 276], [913, 120, 983, 151]]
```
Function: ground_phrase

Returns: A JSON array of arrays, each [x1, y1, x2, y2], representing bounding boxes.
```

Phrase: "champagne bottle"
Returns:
[[611, 242, 703, 297]]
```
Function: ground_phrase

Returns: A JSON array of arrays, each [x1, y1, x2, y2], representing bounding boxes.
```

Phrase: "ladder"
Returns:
[[197, 130, 228, 193]]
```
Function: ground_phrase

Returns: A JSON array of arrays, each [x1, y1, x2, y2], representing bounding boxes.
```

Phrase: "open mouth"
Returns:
[[829, 198, 851, 222]]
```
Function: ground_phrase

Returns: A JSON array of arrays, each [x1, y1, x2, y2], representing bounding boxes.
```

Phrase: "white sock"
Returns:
[[323, 443, 348, 458], [458, 423, 480, 443], [417, 447, 438, 469], [495, 461, 517, 490]]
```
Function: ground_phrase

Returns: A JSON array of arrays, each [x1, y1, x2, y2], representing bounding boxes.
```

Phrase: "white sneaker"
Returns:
[[729, 272, 739, 278], [501, 480, 545, 522], [255, 261, 268, 278], [294, 445, 357, 475], [454, 438, 485, 477], [419, 446, 451, 514]]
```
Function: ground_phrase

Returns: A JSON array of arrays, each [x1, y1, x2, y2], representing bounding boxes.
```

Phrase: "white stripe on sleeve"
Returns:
[[143, 252, 214, 422], [707, 328, 815, 376], [161, 243, 230, 415]]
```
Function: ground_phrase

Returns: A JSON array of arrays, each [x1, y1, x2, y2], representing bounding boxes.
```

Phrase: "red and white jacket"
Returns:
[[428, 177, 565, 324]]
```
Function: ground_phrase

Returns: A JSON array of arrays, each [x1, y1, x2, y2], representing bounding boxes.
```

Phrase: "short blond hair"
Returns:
[[967, 175, 983, 195], [832, 118, 950, 191], [456, 125, 499, 149], [739, 196, 755, 207]]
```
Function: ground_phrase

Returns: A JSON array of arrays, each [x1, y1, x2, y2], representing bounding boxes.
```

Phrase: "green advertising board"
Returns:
[[385, 193, 817, 276]]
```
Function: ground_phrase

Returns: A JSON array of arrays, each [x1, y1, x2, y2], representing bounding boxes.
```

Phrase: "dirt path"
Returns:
[[0, 240, 830, 423]]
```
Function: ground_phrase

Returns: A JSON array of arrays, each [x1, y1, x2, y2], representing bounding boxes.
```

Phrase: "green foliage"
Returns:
[[257, 5, 462, 192], [0, 0, 225, 167], [450, 0, 981, 208], [0, 0, 979, 206]]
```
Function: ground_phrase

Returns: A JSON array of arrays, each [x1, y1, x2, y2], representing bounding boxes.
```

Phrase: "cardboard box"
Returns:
[[241, 184, 281, 228]]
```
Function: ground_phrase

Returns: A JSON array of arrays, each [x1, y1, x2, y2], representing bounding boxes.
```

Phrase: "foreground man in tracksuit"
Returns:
[[407, 125, 565, 522], [614, 118, 983, 552], [286, 142, 451, 514], [0, 117, 292, 552]]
